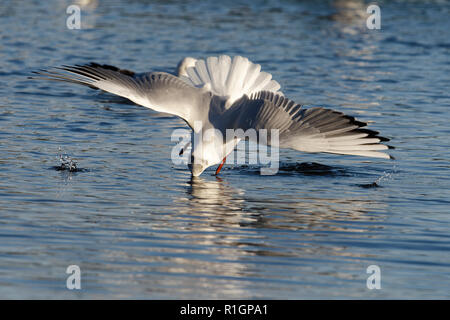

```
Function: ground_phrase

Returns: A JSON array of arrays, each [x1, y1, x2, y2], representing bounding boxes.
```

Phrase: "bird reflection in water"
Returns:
[[184, 176, 248, 220], [178, 171, 389, 238], [140, 165, 390, 297]]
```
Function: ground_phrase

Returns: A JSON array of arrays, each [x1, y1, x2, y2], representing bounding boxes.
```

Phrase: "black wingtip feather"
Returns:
[[343, 115, 367, 127], [356, 128, 379, 135], [85, 62, 136, 77], [342, 115, 393, 143]]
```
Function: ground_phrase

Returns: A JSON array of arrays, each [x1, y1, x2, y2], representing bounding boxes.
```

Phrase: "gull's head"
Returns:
[[188, 146, 222, 177], [188, 129, 226, 177], [176, 57, 197, 77], [188, 158, 209, 177]]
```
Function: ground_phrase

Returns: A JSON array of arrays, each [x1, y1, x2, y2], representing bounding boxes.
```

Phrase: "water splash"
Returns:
[[359, 164, 397, 188], [375, 164, 397, 184], [51, 148, 82, 172]]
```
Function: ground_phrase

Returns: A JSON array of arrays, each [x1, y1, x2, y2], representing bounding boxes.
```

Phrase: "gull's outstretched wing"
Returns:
[[222, 91, 393, 159], [31, 63, 210, 128]]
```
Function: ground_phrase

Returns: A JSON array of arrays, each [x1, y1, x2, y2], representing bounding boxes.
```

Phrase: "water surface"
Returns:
[[0, 0, 449, 299]]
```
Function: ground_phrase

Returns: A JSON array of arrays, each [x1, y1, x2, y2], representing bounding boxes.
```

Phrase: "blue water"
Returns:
[[0, 0, 449, 299]]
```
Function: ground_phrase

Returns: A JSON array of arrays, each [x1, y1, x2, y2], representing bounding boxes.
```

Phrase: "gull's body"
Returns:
[[33, 55, 392, 176]]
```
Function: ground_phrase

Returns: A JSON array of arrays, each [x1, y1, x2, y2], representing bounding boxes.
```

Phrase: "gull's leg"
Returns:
[[215, 157, 226, 175]]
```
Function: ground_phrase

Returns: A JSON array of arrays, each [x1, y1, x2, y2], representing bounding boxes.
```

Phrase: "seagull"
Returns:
[[32, 55, 393, 176]]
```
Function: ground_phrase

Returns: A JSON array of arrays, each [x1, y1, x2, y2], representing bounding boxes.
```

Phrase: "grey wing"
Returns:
[[32, 63, 209, 128], [223, 91, 393, 159]]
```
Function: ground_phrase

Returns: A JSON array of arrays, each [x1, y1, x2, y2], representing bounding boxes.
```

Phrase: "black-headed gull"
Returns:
[[32, 55, 393, 176]]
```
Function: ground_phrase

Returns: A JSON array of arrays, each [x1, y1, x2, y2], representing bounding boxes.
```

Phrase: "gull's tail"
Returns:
[[181, 55, 283, 108]]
